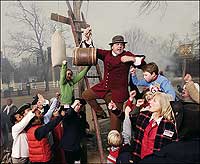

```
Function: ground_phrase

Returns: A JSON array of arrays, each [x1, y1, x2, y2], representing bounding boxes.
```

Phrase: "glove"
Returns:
[[134, 56, 145, 66], [133, 54, 146, 69], [62, 60, 67, 65], [83, 27, 92, 42]]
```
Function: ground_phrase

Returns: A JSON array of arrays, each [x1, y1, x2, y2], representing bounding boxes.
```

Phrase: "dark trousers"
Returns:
[[64, 150, 81, 164]]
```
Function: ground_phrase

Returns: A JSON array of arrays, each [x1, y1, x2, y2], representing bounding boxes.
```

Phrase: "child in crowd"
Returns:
[[107, 130, 123, 164], [130, 62, 176, 100]]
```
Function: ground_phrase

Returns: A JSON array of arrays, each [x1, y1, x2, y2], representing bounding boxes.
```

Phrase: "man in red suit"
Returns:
[[82, 28, 146, 131]]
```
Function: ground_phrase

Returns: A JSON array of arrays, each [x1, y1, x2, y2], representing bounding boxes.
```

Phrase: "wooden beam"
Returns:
[[74, 20, 90, 29], [66, 0, 75, 20], [51, 13, 71, 25], [67, 11, 79, 46], [51, 13, 89, 29]]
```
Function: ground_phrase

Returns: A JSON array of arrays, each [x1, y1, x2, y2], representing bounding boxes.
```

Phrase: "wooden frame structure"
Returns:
[[51, 1, 105, 163]]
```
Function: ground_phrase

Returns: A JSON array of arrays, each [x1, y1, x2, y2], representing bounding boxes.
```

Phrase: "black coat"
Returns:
[[60, 107, 86, 152], [1, 105, 18, 132], [139, 137, 200, 164], [170, 101, 200, 139]]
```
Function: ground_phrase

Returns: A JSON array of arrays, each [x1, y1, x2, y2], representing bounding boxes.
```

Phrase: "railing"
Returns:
[[1, 81, 60, 98]]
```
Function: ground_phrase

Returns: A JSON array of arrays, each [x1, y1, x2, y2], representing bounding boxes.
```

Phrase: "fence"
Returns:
[[1, 81, 61, 98]]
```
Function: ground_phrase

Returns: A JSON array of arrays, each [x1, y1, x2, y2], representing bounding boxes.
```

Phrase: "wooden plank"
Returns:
[[51, 13, 71, 25], [51, 13, 89, 29]]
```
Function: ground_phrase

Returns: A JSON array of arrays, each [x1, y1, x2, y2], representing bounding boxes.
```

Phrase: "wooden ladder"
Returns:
[[84, 63, 106, 164]]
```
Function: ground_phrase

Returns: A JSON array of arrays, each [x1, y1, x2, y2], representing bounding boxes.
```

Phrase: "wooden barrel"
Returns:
[[73, 47, 97, 66]]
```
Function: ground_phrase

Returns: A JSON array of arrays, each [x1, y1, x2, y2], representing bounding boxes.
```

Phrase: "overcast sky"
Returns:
[[1, 1, 199, 52]]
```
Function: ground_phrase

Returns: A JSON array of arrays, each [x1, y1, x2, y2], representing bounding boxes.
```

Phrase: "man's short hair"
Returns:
[[141, 62, 159, 75], [74, 98, 87, 106], [66, 69, 73, 74]]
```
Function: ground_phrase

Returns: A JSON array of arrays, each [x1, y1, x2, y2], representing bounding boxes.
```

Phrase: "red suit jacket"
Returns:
[[91, 49, 136, 103]]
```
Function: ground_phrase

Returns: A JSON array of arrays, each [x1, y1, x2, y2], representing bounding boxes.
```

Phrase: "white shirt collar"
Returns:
[[110, 146, 120, 151], [149, 116, 163, 125], [112, 51, 118, 57]]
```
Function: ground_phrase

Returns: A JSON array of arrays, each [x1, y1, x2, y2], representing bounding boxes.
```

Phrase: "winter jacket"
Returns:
[[27, 125, 52, 162]]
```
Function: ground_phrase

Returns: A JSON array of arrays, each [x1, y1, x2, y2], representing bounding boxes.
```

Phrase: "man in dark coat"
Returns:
[[1, 98, 18, 132], [0, 111, 10, 160]]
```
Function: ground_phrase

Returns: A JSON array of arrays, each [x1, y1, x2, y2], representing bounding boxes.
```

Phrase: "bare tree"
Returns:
[[1, 54, 14, 88], [13, 58, 39, 83], [124, 26, 180, 76], [124, 27, 149, 53], [168, 33, 178, 55], [157, 33, 179, 58], [191, 21, 199, 59], [131, 1, 168, 19], [6, 1, 51, 91]]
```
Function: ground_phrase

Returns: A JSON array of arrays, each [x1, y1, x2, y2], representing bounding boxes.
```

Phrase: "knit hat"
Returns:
[[183, 82, 199, 92], [194, 83, 199, 92], [183, 82, 199, 103]]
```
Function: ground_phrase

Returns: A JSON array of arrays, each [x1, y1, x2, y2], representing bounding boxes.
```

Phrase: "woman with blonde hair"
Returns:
[[153, 92, 175, 122], [112, 92, 178, 163]]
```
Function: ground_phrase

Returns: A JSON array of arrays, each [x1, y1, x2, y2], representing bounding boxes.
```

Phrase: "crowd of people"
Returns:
[[1, 27, 200, 164]]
